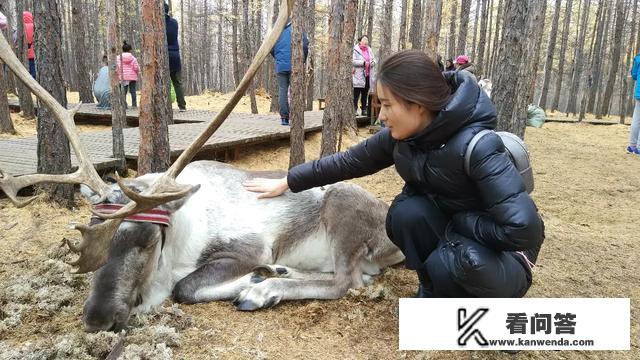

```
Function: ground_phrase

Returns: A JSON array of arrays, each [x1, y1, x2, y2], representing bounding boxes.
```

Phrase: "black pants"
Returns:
[[386, 192, 530, 297], [122, 81, 137, 108], [353, 76, 370, 113]]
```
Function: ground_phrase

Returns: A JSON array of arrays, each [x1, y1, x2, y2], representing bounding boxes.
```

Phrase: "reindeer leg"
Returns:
[[234, 240, 370, 311]]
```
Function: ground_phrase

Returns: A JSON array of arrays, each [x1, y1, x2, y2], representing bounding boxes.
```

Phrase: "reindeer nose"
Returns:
[[83, 299, 128, 332]]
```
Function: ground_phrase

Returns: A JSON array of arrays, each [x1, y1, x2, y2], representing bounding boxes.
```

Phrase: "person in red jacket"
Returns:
[[117, 41, 140, 109], [23, 11, 35, 79]]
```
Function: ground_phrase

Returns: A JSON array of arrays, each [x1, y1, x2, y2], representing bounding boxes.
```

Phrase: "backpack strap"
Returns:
[[464, 129, 494, 177]]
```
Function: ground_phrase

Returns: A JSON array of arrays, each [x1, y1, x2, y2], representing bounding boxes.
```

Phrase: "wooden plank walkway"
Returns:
[[7, 98, 213, 125], [0, 110, 331, 176]]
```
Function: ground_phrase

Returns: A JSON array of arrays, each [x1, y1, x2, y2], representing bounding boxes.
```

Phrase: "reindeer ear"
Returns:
[[160, 184, 201, 213]]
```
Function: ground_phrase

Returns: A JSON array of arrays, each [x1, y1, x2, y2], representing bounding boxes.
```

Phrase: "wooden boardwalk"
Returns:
[[0, 110, 335, 176], [8, 98, 214, 125]]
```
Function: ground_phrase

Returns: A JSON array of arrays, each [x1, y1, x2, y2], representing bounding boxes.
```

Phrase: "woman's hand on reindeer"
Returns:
[[243, 177, 289, 199]]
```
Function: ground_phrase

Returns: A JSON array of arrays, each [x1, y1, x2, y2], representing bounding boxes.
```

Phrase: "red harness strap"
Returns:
[[92, 203, 171, 226]]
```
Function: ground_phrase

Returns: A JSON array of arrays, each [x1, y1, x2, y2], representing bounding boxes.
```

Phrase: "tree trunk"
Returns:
[[137, 0, 172, 175], [489, 0, 503, 78], [398, 0, 408, 51], [217, 0, 224, 91], [566, 0, 590, 115], [232, 0, 240, 87], [290, 0, 306, 168], [107, 0, 127, 173], [366, 0, 374, 42], [242, 0, 258, 114], [550, 0, 573, 112], [586, 1, 608, 115], [471, 0, 481, 60], [598, 0, 625, 118], [475, 0, 488, 77], [456, 0, 471, 56], [492, 0, 528, 138], [423, 0, 443, 62], [378, 0, 393, 61], [623, 0, 638, 121], [15, 0, 35, 119], [321, 0, 357, 157], [268, 2, 279, 113], [72, 0, 94, 103], [409, 0, 422, 50], [447, 0, 458, 58], [512, 0, 546, 132], [537, 0, 561, 109], [306, 0, 316, 111], [0, 60, 15, 133], [35, 0, 74, 208]]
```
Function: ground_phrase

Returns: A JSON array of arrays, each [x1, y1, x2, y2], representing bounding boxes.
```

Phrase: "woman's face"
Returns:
[[376, 83, 433, 140], [360, 36, 369, 46], [446, 60, 453, 67]]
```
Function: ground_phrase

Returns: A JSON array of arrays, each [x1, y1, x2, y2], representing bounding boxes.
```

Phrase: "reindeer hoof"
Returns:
[[235, 299, 261, 311]]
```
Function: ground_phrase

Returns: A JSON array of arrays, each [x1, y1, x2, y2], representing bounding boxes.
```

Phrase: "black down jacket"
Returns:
[[287, 70, 544, 271]]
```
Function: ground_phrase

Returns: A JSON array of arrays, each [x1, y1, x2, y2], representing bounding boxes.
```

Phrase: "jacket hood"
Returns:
[[23, 11, 33, 24], [403, 70, 497, 148], [119, 52, 135, 64]]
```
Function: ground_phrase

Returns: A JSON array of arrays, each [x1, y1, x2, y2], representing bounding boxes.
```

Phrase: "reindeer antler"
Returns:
[[94, 0, 294, 220], [1, 0, 294, 273], [0, 34, 113, 206]]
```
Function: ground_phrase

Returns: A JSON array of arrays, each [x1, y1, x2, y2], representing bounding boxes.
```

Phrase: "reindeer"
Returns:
[[0, 0, 403, 333]]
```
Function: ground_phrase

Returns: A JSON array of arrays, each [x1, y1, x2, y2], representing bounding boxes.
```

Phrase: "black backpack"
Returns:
[[464, 130, 534, 193]]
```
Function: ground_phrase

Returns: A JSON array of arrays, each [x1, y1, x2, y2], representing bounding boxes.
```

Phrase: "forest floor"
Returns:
[[0, 92, 638, 359]]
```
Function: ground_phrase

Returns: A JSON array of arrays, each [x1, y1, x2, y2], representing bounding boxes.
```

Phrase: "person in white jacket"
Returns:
[[352, 35, 376, 116]]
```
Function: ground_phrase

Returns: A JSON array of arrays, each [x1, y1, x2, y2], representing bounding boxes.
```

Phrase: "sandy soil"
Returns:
[[0, 111, 638, 358]]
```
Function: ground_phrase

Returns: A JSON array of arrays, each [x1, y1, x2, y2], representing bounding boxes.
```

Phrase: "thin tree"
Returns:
[[232, 0, 240, 87], [586, 1, 608, 114], [378, 0, 393, 61], [398, 0, 408, 50], [492, 0, 528, 138], [550, 0, 572, 112], [366, 0, 374, 41], [566, 0, 590, 116], [423, 0, 443, 62], [447, 0, 458, 58], [489, 0, 503, 78], [320, 0, 356, 157], [217, 0, 224, 91], [305, 0, 316, 111], [598, 0, 625, 118], [456, 0, 471, 56], [107, 0, 127, 174], [623, 0, 638, 121], [471, 0, 481, 60], [475, 0, 488, 77], [15, 0, 35, 119], [409, 0, 422, 50], [0, 60, 15, 133], [290, 0, 305, 168], [137, 0, 172, 174], [512, 0, 546, 132], [537, 0, 561, 109], [35, 0, 74, 207], [243, 0, 258, 113], [71, 0, 93, 103]]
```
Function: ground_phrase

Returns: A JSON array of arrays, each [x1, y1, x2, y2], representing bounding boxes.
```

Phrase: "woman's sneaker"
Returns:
[[281, 118, 289, 126], [627, 146, 636, 154]]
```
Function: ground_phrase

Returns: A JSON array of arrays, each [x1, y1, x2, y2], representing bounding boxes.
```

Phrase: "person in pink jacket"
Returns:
[[0, 11, 8, 31], [23, 11, 36, 79], [117, 41, 140, 108]]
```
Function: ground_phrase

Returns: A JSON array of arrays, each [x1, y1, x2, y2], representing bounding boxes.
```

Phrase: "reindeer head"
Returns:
[[0, 0, 294, 332]]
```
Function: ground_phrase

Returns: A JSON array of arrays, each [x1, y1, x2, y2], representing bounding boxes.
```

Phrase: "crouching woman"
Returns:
[[244, 50, 544, 298]]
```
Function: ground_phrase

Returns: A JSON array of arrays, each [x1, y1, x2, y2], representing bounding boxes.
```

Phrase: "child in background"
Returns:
[[94, 56, 111, 109], [117, 41, 140, 109]]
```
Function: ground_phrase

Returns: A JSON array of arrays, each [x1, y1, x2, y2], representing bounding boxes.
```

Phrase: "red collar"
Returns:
[[92, 203, 171, 226]]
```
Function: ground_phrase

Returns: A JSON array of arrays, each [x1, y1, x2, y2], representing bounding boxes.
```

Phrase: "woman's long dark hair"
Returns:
[[122, 41, 132, 52], [377, 50, 451, 111]]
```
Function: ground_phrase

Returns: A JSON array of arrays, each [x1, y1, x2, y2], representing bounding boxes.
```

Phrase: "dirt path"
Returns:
[[0, 122, 638, 359]]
